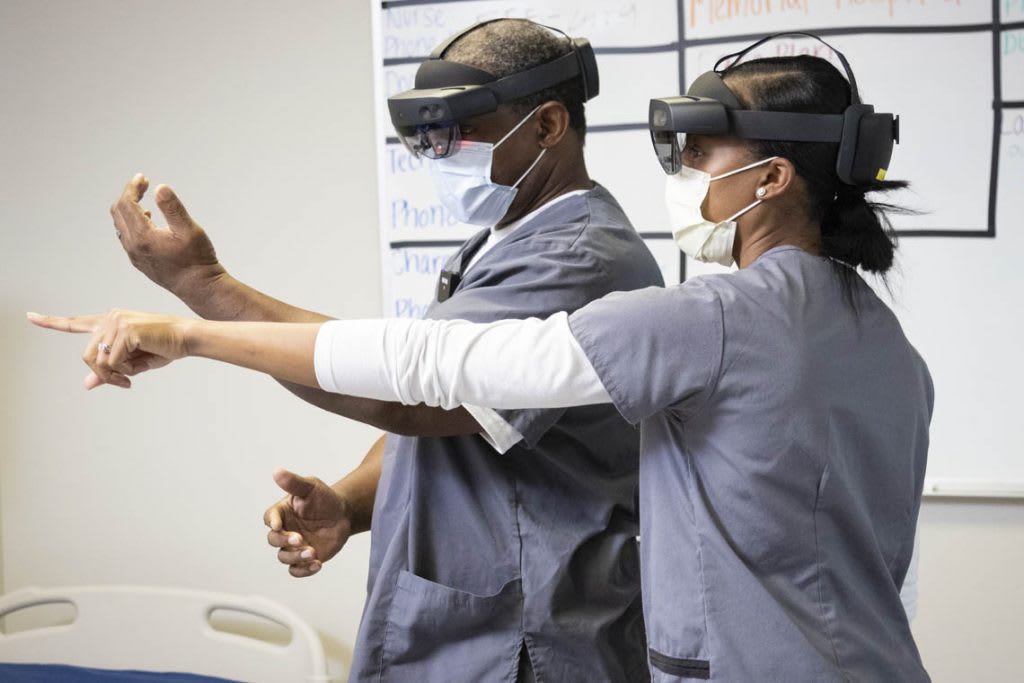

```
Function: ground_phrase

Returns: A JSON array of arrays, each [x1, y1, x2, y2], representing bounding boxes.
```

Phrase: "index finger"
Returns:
[[264, 503, 284, 531], [26, 312, 100, 333]]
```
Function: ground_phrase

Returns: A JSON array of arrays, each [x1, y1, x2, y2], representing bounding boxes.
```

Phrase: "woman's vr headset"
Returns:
[[649, 33, 900, 186], [387, 19, 599, 159]]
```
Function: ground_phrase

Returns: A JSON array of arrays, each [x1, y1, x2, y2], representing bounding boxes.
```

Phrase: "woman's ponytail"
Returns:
[[820, 181, 906, 274]]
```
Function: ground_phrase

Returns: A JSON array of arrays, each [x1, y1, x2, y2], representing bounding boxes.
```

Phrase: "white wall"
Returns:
[[1, 2, 1021, 682], [913, 500, 1024, 681], [0, 1, 380, 679]]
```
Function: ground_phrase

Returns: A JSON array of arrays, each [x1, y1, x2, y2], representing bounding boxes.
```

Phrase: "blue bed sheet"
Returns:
[[0, 663, 242, 682]]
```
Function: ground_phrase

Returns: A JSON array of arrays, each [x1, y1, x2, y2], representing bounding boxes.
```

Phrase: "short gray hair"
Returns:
[[445, 19, 587, 139]]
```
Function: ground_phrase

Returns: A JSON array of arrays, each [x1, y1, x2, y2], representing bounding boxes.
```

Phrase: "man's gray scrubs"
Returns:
[[569, 246, 933, 682], [349, 185, 662, 682]]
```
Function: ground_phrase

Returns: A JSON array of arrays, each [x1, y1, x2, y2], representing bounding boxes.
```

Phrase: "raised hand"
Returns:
[[264, 468, 354, 578], [111, 174, 224, 294], [27, 310, 189, 389]]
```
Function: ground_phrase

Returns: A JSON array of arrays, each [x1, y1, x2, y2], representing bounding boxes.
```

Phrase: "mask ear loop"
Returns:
[[709, 155, 778, 182], [511, 148, 547, 189], [724, 197, 763, 223], [494, 104, 544, 149], [712, 157, 777, 222], [493, 104, 548, 189]]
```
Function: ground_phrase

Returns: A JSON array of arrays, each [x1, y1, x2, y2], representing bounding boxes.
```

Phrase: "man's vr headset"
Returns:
[[387, 19, 599, 159], [649, 33, 900, 186]]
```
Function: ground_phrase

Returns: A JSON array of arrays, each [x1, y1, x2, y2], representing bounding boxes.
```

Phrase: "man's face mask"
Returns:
[[665, 155, 777, 266], [428, 106, 546, 227]]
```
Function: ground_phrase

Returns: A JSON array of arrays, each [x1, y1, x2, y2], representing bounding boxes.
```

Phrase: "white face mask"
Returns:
[[665, 156, 777, 267], [429, 106, 547, 226]]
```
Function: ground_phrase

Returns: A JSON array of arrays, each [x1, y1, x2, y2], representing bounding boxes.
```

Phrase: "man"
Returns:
[[110, 19, 662, 682]]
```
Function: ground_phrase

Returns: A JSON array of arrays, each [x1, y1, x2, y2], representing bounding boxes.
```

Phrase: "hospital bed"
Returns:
[[0, 585, 335, 682]]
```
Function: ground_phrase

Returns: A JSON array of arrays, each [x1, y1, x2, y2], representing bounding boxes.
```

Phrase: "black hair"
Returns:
[[443, 19, 587, 141], [722, 56, 911, 285]]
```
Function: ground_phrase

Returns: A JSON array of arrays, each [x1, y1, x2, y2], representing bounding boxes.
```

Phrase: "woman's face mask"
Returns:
[[665, 155, 777, 266], [428, 106, 546, 227]]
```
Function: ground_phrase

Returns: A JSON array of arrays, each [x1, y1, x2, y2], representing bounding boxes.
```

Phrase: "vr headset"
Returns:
[[387, 19, 599, 159], [649, 33, 900, 186]]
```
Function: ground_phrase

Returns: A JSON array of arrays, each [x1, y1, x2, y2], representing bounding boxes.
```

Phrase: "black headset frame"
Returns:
[[649, 32, 899, 185], [387, 19, 599, 137]]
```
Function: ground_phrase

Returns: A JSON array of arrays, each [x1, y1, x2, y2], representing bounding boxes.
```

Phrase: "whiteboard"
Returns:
[[371, 0, 1024, 498]]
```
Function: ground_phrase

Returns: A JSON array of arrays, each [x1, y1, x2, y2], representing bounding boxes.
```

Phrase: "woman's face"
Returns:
[[682, 134, 765, 223]]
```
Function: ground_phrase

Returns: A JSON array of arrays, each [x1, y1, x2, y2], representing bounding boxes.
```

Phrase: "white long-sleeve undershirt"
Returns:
[[313, 312, 611, 412]]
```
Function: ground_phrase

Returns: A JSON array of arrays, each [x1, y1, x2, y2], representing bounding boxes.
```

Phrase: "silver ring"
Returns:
[[115, 230, 122, 240], [98, 342, 112, 354]]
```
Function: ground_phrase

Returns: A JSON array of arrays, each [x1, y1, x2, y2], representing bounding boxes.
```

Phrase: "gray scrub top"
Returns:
[[570, 246, 933, 682], [348, 185, 664, 683]]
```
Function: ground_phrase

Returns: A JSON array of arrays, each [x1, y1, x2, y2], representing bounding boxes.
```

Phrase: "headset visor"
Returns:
[[648, 95, 730, 174], [397, 122, 462, 159], [650, 130, 685, 175]]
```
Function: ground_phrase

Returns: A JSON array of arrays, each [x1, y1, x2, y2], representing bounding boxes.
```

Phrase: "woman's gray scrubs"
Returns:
[[570, 246, 933, 682]]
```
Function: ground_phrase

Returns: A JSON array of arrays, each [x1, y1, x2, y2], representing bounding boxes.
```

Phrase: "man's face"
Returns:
[[454, 106, 542, 187]]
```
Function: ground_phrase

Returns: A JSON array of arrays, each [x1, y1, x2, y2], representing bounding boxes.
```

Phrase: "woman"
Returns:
[[33, 47, 932, 681]]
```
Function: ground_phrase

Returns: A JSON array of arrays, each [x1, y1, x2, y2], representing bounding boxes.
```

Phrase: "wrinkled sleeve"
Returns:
[[567, 281, 725, 424], [313, 281, 726, 425], [314, 312, 611, 410]]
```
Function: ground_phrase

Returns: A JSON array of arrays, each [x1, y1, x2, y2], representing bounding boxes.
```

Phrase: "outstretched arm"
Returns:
[[27, 311, 320, 388], [109, 174, 480, 436], [27, 310, 611, 411]]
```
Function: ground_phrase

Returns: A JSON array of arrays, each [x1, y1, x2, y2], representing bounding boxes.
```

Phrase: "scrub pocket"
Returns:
[[380, 569, 523, 683], [649, 648, 711, 681]]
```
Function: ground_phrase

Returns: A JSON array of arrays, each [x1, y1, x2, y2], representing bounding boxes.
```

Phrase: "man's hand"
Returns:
[[27, 310, 189, 389], [112, 173, 224, 295], [264, 468, 353, 578]]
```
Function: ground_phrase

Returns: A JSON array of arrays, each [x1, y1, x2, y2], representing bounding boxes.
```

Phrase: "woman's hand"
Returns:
[[27, 310, 192, 389]]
